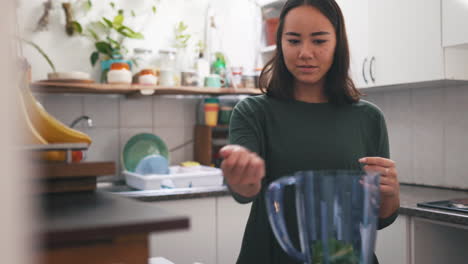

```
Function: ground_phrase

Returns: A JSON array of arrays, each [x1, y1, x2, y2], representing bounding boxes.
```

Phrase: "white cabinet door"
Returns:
[[375, 215, 410, 264], [368, 0, 444, 86], [336, 0, 370, 88], [216, 196, 252, 264], [412, 217, 468, 264], [149, 198, 217, 264], [442, 0, 468, 47]]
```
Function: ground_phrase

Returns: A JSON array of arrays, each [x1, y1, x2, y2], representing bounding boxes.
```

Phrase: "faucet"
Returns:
[[70, 115, 93, 128]]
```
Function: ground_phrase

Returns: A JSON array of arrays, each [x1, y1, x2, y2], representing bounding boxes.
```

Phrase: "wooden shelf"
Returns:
[[31, 81, 263, 96]]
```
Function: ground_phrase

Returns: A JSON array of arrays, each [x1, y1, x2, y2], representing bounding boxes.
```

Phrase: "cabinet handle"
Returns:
[[362, 58, 368, 84], [370, 56, 376, 83]]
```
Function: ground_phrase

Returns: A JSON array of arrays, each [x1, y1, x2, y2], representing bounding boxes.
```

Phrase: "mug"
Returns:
[[204, 74, 225, 88]]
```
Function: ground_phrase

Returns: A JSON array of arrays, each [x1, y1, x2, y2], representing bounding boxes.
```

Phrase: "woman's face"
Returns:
[[281, 5, 337, 87]]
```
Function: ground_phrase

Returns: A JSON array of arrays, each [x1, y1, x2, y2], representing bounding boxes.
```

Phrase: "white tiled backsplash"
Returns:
[[37, 84, 468, 189], [37, 94, 199, 181], [364, 84, 468, 190]]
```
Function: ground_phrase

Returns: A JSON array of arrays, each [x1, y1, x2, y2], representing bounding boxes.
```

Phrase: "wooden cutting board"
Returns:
[[38, 161, 116, 179], [38, 161, 116, 193]]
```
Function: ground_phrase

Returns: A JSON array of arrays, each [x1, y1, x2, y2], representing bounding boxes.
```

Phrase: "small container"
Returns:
[[218, 106, 233, 125], [138, 69, 158, 85], [133, 48, 154, 73], [242, 75, 256, 88], [204, 97, 219, 127], [181, 71, 198, 86], [107, 62, 132, 84], [158, 49, 178, 86], [231, 66, 244, 88]]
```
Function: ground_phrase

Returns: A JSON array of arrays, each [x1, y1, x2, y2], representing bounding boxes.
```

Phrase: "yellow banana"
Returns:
[[18, 90, 66, 161], [17, 90, 47, 145], [20, 80, 92, 145]]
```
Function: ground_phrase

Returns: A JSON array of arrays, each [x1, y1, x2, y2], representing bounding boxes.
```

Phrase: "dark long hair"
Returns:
[[259, 0, 361, 105]]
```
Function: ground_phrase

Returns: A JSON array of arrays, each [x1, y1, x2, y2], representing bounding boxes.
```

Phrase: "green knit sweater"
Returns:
[[228, 94, 398, 264]]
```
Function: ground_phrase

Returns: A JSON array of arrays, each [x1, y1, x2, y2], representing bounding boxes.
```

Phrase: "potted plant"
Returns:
[[72, 2, 157, 82]]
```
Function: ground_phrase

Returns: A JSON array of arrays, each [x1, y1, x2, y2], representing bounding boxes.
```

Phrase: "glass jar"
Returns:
[[133, 48, 153, 73], [158, 49, 179, 86]]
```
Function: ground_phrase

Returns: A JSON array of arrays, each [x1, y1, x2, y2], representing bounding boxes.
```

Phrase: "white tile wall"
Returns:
[[153, 96, 187, 128], [83, 95, 120, 128], [120, 96, 153, 128], [82, 127, 120, 164], [412, 87, 445, 186], [39, 93, 200, 181], [42, 94, 84, 127], [38, 84, 468, 188], [444, 85, 468, 189], [366, 85, 468, 189], [385, 89, 413, 184]]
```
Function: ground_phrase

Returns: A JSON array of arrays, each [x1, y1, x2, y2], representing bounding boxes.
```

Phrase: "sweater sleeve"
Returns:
[[374, 110, 399, 230], [227, 98, 265, 204]]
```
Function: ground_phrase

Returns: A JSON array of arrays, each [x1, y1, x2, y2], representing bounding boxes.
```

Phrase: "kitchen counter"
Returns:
[[398, 184, 468, 226], [41, 191, 190, 247], [99, 183, 230, 202], [103, 183, 468, 226]]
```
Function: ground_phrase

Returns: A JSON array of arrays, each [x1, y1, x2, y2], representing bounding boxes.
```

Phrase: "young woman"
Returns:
[[219, 0, 400, 263]]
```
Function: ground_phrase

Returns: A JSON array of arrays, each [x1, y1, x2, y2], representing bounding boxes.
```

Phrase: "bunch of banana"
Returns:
[[19, 74, 92, 162]]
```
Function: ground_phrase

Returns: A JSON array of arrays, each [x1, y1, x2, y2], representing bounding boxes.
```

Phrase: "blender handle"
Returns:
[[265, 176, 306, 262]]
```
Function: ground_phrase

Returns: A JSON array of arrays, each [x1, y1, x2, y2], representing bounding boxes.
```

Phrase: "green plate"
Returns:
[[122, 133, 169, 172]]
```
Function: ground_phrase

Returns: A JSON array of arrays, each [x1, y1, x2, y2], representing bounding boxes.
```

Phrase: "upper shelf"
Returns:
[[31, 81, 263, 96]]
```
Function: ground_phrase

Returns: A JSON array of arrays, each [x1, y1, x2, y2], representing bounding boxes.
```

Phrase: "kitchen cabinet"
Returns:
[[149, 196, 251, 264], [336, 0, 370, 88], [216, 196, 252, 263], [412, 218, 468, 264], [41, 192, 188, 264], [337, 0, 450, 89], [368, 0, 444, 87], [375, 215, 410, 264], [442, 0, 468, 48], [375, 215, 468, 264], [150, 198, 217, 264]]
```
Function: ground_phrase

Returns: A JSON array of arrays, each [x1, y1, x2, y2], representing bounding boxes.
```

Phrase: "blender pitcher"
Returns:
[[265, 170, 380, 264]]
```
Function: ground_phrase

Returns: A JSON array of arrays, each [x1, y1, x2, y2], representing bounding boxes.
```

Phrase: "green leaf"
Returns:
[[106, 37, 121, 49], [113, 14, 124, 27], [95, 41, 113, 56], [22, 39, 56, 72], [152, 6, 157, 14], [71, 21, 83, 34], [86, 0, 92, 10], [87, 28, 99, 41], [102, 17, 113, 28], [90, 51, 99, 66], [110, 2, 115, 9], [117, 26, 144, 39], [131, 10, 136, 17]]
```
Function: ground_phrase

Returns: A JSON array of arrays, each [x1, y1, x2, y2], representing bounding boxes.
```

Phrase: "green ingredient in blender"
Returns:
[[310, 239, 358, 264]]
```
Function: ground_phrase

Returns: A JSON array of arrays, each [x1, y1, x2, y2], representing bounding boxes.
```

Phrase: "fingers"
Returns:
[[359, 157, 395, 168], [221, 147, 243, 184], [219, 145, 242, 159], [220, 145, 265, 187]]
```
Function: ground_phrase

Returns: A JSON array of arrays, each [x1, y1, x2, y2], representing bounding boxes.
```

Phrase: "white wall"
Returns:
[[365, 85, 468, 190], [18, 0, 262, 81]]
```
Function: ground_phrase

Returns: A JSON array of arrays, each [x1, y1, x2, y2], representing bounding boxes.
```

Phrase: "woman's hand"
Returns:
[[359, 157, 400, 218], [219, 145, 265, 198]]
